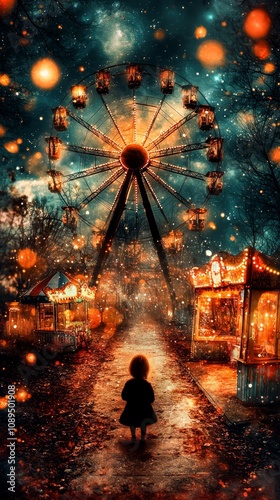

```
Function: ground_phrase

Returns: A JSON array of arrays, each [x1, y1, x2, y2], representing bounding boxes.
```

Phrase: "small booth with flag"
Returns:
[[190, 248, 280, 404]]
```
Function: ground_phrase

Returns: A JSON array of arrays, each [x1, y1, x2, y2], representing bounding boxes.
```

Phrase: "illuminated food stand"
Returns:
[[190, 248, 280, 404]]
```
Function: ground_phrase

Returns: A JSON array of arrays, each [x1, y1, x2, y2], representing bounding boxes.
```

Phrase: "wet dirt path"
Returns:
[[68, 318, 264, 499]]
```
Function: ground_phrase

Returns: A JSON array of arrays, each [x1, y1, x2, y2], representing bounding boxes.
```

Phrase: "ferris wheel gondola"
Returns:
[[45, 63, 224, 308]]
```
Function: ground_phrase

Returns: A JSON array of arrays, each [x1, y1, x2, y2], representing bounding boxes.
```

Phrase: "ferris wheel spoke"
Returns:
[[146, 110, 197, 151], [142, 96, 166, 147], [132, 91, 137, 143], [136, 170, 176, 307], [90, 169, 134, 287], [149, 141, 208, 159], [63, 144, 120, 159], [78, 168, 124, 209], [67, 110, 122, 151], [142, 174, 169, 222], [64, 160, 121, 182], [149, 159, 206, 181], [99, 94, 127, 146], [146, 168, 192, 208]]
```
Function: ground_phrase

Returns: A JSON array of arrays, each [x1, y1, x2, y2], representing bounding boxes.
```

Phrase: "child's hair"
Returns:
[[129, 354, 150, 379]]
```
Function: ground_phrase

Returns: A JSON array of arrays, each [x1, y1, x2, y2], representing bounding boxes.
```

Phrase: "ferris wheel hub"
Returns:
[[120, 143, 149, 171]]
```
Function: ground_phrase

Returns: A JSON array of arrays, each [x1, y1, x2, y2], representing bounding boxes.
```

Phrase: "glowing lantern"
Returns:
[[46, 136, 62, 160], [52, 106, 68, 131], [62, 206, 79, 231], [71, 85, 87, 109], [47, 170, 63, 193], [187, 208, 207, 231], [252, 40, 270, 60], [194, 26, 207, 39], [126, 64, 142, 89], [17, 248, 37, 269], [31, 58, 60, 90], [182, 85, 198, 109], [198, 105, 215, 131], [160, 69, 175, 94], [206, 171, 224, 195], [206, 138, 224, 162], [196, 40, 226, 68], [95, 70, 111, 94], [244, 8, 271, 40]]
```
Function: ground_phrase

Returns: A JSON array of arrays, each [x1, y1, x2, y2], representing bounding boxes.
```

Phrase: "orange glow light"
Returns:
[[0, 0, 16, 17], [264, 62, 275, 74], [4, 141, 19, 154], [244, 8, 271, 40], [31, 58, 61, 90], [72, 235, 86, 250], [154, 28, 166, 40], [0, 396, 8, 410], [17, 249, 37, 269], [25, 353, 37, 365], [269, 147, 280, 164], [252, 40, 270, 60], [0, 124, 7, 137], [0, 73, 10, 86], [194, 26, 207, 39], [88, 307, 102, 329], [15, 389, 31, 403], [196, 40, 226, 68]]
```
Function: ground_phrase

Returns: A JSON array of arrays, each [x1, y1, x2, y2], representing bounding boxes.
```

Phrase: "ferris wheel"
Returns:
[[45, 63, 224, 305]]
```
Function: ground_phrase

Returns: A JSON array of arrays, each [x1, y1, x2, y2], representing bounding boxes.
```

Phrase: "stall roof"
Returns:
[[190, 247, 280, 289], [21, 271, 79, 302]]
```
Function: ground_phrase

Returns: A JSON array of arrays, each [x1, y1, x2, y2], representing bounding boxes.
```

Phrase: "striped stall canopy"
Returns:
[[21, 271, 79, 303]]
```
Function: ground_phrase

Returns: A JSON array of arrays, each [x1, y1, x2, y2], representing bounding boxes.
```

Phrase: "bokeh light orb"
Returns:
[[31, 58, 61, 89], [15, 389, 31, 403], [154, 28, 166, 40], [0, 0, 16, 17], [244, 8, 271, 40], [0, 397, 8, 410], [252, 40, 270, 60], [194, 26, 207, 39], [88, 307, 102, 329], [4, 141, 19, 153], [0, 124, 7, 137], [196, 40, 226, 68], [0, 73, 10, 85], [269, 147, 280, 164], [264, 62, 275, 74], [17, 248, 37, 269], [25, 353, 37, 365]]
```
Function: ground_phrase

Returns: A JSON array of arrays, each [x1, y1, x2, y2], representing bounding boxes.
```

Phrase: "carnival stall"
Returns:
[[190, 247, 280, 404], [20, 271, 95, 349]]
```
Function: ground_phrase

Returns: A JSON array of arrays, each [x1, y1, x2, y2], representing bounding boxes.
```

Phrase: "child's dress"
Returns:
[[119, 377, 157, 428]]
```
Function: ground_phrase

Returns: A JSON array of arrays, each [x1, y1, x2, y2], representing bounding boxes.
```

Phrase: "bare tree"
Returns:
[[217, 0, 280, 257]]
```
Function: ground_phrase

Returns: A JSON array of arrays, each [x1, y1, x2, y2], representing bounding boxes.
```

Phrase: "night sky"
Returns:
[[1, 0, 279, 275]]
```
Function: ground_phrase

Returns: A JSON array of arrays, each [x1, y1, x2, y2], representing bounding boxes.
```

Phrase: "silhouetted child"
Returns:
[[119, 354, 157, 443]]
